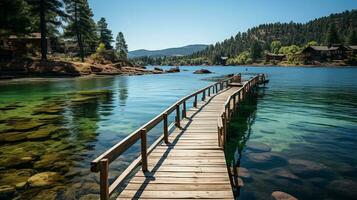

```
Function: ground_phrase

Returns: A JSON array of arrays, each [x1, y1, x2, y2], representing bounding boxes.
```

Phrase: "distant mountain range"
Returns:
[[128, 44, 208, 58]]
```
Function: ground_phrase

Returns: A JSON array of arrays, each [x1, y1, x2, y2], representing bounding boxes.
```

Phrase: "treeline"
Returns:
[[132, 10, 357, 66], [0, 0, 128, 62]]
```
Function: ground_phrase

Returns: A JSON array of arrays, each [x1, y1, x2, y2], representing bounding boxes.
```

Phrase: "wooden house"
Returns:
[[265, 53, 286, 62], [0, 33, 51, 59], [301, 45, 348, 63]]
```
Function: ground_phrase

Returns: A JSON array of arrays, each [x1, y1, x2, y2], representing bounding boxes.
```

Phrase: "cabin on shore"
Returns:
[[0, 33, 52, 59], [265, 53, 286, 62], [220, 56, 228, 65], [300, 44, 352, 64]]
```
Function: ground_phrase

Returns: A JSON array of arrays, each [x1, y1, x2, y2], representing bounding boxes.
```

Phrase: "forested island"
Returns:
[[131, 10, 357, 67]]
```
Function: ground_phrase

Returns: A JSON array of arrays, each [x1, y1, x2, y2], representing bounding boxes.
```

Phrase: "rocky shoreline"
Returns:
[[0, 58, 182, 80]]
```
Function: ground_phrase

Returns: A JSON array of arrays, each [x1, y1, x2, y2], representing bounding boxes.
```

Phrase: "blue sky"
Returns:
[[88, 0, 357, 51]]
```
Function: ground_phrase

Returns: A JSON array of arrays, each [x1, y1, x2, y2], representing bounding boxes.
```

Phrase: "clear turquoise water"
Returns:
[[0, 66, 356, 199], [225, 67, 357, 200]]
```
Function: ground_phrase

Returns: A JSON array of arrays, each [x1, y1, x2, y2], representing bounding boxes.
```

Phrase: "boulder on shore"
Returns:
[[271, 191, 298, 200], [154, 67, 163, 71], [193, 69, 212, 74], [165, 67, 180, 73]]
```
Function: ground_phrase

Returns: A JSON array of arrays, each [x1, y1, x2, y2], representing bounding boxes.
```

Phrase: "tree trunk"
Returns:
[[40, 0, 47, 61], [74, 3, 84, 62]]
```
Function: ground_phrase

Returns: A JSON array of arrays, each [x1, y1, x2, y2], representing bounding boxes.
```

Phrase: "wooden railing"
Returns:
[[217, 74, 261, 148], [90, 74, 242, 200]]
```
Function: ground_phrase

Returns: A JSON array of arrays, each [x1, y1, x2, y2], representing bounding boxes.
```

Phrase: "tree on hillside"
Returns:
[[26, 0, 66, 60], [250, 40, 262, 61], [0, 0, 31, 36], [270, 41, 282, 54], [326, 24, 341, 45], [348, 30, 357, 45], [115, 32, 128, 59], [305, 41, 318, 47], [64, 0, 98, 61], [97, 17, 113, 49]]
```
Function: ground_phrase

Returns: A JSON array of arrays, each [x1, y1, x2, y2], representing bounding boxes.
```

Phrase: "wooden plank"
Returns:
[[119, 190, 233, 199]]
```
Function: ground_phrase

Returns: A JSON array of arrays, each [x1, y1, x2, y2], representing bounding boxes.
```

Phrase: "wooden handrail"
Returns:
[[90, 74, 241, 200], [217, 74, 263, 148]]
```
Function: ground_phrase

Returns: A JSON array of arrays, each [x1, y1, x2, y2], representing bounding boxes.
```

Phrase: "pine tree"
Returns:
[[348, 30, 357, 45], [250, 40, 262, 61], [64, 0, 98, 61], [115, 32, 128, 59], [97, 17, 113, 49], [326, 24, 341, 45], [0, 0, 31, 36], [26, 0, 66, 60]]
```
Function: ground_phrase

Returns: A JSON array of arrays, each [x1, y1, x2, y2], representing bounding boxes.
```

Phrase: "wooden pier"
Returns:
[[90, 74, 264, 200]]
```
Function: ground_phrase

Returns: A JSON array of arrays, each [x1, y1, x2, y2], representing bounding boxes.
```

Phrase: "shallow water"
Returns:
[[225, 67, 357, 200], [0, 66, 356, 199]]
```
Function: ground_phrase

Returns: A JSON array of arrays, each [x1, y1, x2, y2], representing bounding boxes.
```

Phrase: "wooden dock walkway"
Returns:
[[90, 74, 264, 200]]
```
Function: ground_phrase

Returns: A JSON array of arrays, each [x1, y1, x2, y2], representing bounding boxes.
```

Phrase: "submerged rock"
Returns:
[[288, 159, 328, 176], [247, 152, 286, 164], [271, 191, 298, 200], [27, 172, 63, 187], [193, 69, 212, 74], [34, 153, 62, 170], [0, 185, 15, 198], [0, 131, 28, 143], [327, 179, 357, 198], [246, 141, 272, 152], [27, 125, 62, 140], [79, 194, 100, 200], [0, 169, 35, 187]]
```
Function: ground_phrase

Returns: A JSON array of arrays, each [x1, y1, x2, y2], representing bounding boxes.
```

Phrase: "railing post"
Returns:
[[202, 90, 206, 101], [222, 114, 227, 148], [215, 84, 218, 93], [233, 94, 236, 111], [140, 129, 148, 172], [175, 104, 180, 127], [99, 159, 109, 200], [208, 87, 211, 96], [182, 101, 187, 118], [193, 95, 197, 107], [163, 113, 169, 144]]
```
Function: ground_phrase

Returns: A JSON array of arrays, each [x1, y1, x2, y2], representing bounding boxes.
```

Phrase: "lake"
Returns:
[[0, 66, 356, 199]]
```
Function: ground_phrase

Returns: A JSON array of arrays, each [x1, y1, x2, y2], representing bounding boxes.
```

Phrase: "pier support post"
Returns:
[[163, 113, 169, 144], [141, 129, 148, 172], [99, 159, 109, 200]]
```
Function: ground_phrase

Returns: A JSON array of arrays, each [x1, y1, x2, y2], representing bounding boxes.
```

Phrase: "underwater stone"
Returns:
[[10, 121, 45, 132], [34, 153, 62, 170], [0, 132, 28, 143], [0, 169, 35, 189], [81, 182, 100, 193], [27, 172, 63, 187], [0, 185, 15, 198], [79, 194, 100, 200], [288, 159, 328, 176], [71, 96, 96, 103], [27, 126, 61, 140], [271, 191, 297, 200], [246, 141, 272, 152], [15, 182, 27, 189], [327, 179, 357, 198], [247, 152, 285, 164]]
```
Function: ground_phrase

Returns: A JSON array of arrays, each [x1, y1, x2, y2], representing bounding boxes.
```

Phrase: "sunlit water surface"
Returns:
[[0, 66, 356, 199]]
